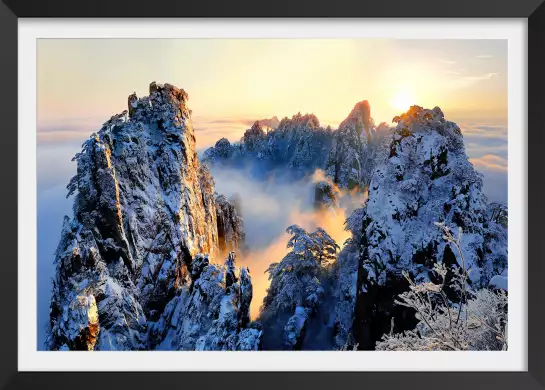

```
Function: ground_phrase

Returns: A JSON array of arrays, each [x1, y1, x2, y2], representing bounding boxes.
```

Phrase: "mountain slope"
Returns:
[[48, 82, 253, 350], [349, 106, 508, 349]]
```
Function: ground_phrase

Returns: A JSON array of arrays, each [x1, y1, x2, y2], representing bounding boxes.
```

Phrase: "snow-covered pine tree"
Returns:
[[201, 112, 334, 177], [263, 225, 339, 313], [259, 225, 339, 349]]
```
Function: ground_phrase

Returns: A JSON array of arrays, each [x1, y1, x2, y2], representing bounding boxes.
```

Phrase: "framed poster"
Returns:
[[1, 0, 542, 389]]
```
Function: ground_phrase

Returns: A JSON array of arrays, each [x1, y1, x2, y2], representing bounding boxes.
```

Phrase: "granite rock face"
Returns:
[[325, 100, 391, 191], [47, 82, 257, 350], [349, 106, 508, 349], [149, 252, 260, 351], [215, 194, 245, 254]]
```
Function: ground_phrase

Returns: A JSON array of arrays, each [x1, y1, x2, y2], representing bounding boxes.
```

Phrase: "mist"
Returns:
[[37, 141, 79, 349], [210, 165, 366, 318]]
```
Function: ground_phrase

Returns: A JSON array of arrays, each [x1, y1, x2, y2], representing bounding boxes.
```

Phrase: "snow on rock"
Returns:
[[314, 175, 341, 211], [202, 113, 334, 178], [48, 82, 251, 350], [59, 293, 99, 350], [324, 101, 390, 191], [349, 105, 508, 349], [359, 106, 506, 285], [330, 242, 360, 349], [489, 275, 508, 291], [284, 306, 309, 349], [151, 252, 261, 351], [49, 217, 147, 350], [215, 194, 245, 253]]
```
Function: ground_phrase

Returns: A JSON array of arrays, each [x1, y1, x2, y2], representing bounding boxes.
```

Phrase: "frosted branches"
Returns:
[[376, 223, 508, 351]]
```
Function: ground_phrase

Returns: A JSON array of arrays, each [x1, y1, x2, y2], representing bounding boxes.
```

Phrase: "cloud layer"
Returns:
[[460, 120, 508, 203], [211, 166, 360, 318]]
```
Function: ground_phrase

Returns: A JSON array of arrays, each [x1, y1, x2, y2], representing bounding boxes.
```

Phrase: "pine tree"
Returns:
[[263, 225, 339, 314]]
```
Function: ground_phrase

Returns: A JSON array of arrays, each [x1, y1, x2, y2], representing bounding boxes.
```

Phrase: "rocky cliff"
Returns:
[[47, 82, 253, 350], [349, 106, 508, 349], [149, 252, 260, 350], [215, 194, 245, 254]]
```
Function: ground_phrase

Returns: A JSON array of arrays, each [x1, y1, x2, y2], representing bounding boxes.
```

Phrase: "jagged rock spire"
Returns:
[[324, 100, 387, 190], [225, 251, 238, 289], [48, 82, 252, 351], [338, 100, 373, 137]]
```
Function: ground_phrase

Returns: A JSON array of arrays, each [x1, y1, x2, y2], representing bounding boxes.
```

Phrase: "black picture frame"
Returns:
[[0, 0, 541, 388]]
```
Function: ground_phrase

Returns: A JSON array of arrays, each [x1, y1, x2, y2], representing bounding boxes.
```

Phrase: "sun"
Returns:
[[390, 91, 415, 113]]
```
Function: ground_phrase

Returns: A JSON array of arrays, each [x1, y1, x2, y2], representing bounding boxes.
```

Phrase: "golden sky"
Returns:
[[37, 39, 507, 146]]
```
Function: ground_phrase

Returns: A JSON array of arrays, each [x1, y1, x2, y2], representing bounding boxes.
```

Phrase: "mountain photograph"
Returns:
[[37, 39, 508, 351]]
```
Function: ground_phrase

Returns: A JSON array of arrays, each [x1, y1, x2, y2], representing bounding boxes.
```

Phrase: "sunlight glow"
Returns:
[[37, 39, 508, 146], [390, 90, 415, 112]]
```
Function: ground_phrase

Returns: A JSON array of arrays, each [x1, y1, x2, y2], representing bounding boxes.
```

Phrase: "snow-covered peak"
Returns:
[[360, 105, 503, 284], [347, 105, 507, 349], [338, 100, 374, 137], [324, 100, 388, 190], [202, 111, 333, 176], [48, 82, 251, 351]]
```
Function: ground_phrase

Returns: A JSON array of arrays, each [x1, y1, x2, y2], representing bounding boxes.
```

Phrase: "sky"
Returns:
[[36, 39, 508, 348], [38, 39, 507, 146]]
